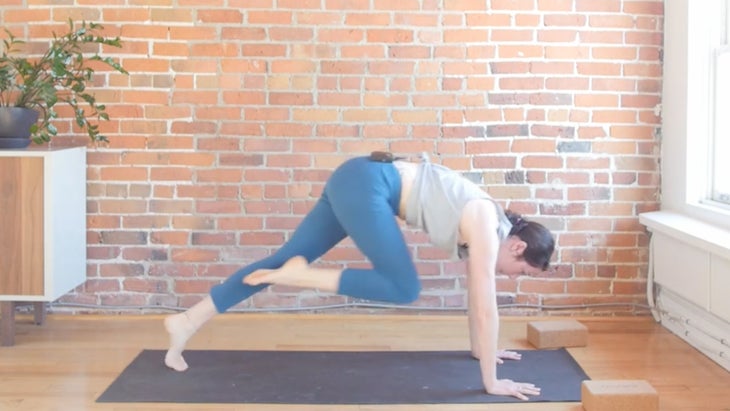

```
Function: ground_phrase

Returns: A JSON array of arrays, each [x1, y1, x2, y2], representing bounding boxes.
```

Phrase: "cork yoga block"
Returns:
[[526, 320, 588, 349], [581, 380, 659, 411]]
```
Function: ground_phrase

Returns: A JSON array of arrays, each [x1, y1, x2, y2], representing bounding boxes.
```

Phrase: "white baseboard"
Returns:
[[658, 288, 730, 372]]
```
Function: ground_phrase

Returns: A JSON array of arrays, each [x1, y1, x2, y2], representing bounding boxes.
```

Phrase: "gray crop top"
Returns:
[[401, 154, 512, 260]]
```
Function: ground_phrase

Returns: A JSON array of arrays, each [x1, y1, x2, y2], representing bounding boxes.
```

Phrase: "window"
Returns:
[[659, 0, 730, 230], [711, 1, 730, 205]]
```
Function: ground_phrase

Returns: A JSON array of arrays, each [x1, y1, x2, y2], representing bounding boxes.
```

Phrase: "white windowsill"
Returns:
[[640, 211, 730, 262]]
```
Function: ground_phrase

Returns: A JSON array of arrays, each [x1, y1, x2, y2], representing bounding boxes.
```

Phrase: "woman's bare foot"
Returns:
[[164, 313, 197, 372], [244, 256, 309, 286]]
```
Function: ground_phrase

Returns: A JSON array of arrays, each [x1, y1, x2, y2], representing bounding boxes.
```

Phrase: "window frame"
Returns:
[[661, 0, 730, 231], [709, 1, 730, 206]]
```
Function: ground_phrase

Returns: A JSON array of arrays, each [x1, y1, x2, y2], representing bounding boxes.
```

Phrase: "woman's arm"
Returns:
[[461, 200, 500, 391], [460, 200, 539, 400]]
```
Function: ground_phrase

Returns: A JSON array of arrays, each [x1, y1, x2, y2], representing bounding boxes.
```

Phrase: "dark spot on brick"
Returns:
[[487, 124, 529, 137], [557, 141, 591, 153], [101, 231, 148, 245], [504, 170, 525, 184], [539, 203, 586, 215], [151, 249, 169, 261], [442, 126, 486, 138], [497, 294, 515, 305]]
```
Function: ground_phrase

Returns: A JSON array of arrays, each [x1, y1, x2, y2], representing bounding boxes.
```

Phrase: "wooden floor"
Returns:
[[0, 313, 728, 411]]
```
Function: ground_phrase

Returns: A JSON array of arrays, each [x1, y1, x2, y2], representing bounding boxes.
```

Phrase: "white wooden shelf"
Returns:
[[0, 146, 87, 346]]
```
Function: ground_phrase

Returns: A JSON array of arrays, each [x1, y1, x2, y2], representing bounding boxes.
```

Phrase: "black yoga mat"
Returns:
[[97, 349, 589, 404]]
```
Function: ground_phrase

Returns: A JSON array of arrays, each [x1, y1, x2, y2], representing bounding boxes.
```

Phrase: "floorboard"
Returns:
[[0, 313, 728, 411]]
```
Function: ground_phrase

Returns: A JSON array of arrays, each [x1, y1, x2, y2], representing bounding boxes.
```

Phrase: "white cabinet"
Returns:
[[0, 146, 87, 346]]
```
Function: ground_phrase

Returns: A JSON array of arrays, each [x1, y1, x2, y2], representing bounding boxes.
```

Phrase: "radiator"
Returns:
[[641, 212, 730, 372]]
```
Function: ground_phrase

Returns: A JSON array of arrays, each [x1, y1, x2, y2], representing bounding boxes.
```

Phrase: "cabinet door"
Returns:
[[0, 157, 44, 296]]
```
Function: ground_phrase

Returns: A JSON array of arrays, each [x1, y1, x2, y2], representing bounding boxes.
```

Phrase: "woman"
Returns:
[[164, 152, 555, 401]]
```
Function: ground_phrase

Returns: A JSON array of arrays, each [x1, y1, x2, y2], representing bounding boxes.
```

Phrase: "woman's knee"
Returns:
[[393, 283, 421, 304], [390, 270, 421, 304]]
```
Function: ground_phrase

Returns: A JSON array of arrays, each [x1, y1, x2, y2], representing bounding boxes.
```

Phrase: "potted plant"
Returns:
[[0, 20, 127, 148]]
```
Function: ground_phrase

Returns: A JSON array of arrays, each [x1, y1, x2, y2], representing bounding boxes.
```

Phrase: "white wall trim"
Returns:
[[640, 211, 730, 262]]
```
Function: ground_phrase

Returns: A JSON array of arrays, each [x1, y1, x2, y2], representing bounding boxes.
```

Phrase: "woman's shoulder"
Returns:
[[461, 198, 499, 224], [459, 199, 502, 243]]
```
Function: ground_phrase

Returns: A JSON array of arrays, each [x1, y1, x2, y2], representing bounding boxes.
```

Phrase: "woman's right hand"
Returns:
[[485, 379, 541, 401]]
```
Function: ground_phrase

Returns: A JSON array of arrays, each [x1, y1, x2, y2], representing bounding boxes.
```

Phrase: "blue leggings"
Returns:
[[209, 157, 421, 313]]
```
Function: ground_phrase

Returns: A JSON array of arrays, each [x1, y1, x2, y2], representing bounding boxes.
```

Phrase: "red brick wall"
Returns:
[[1, 0, 663, 314]]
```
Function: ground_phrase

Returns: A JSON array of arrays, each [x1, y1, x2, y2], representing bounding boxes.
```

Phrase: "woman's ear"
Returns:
[[510, 237, 528, 257]]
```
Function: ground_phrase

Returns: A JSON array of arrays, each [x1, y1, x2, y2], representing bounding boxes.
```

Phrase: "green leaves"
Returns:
[[0, 19, 128, 144]]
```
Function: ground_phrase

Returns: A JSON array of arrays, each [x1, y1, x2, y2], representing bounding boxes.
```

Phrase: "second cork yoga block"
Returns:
[[527, 320, 588, 348], [581, 380, 659, 411]]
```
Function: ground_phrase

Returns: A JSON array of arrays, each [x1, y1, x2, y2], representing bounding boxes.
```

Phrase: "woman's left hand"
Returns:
[[496, 349, 522, 364]]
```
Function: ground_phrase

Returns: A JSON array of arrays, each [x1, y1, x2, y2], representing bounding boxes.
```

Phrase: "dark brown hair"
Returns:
[[505, 211, 555, 271]]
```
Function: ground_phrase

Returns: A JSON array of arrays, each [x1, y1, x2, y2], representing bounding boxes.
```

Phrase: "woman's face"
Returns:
[[496, 236, 544, 277]]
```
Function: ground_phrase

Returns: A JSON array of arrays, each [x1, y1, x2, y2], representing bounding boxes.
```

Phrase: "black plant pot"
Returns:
[[0, 107, 39, 148]]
